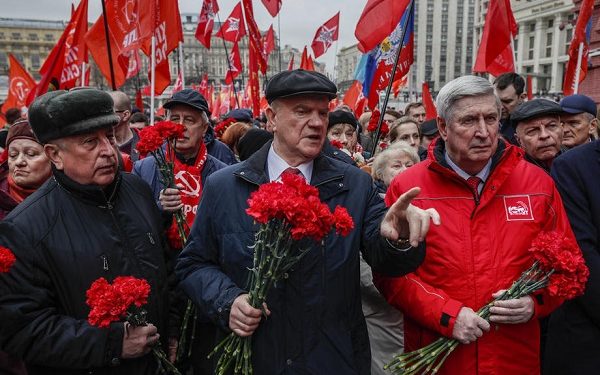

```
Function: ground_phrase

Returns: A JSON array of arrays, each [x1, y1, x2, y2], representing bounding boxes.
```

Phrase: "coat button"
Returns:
[[338, 183, 344, 187], [218, 307, 223, 313], [286, 359, 293, 365], [240, 171, 245, 175], [110, 357, 120, 366]]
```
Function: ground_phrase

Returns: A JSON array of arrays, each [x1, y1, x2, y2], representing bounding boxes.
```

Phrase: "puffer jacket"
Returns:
[[176, 142, 425, 375], [0, 170, 170, 375], [376, 138, 576, 375]]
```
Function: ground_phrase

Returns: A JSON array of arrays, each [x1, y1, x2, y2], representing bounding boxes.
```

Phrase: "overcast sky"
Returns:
[[1, 0, 364, 74]]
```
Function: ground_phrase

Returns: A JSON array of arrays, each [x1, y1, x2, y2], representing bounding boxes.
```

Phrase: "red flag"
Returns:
[[261, 0, 282, 17], [29, 0, 89, 102], [287, 52, 295, 70], [135, 89, 144, 110], [248, 42, 261, 116], [198, 73, 209, 97], [344, 80, 365, 112], [173, 71, 183, 93], [242, 0, 268, 74], [216, 2, 246, 42], [262, 24, 275, 57], [473, 0, 517, 76], [2, 55, 36, 113], [225, 41, 242, 84], [141, 0, 184, 95], [307, 55, 315, 71], [563, 0, 594, 95], [300, 46, 310, 70], [195, 0, 219, 49], [126, 49, 141, 80], [422, 81, 437, 120], [355, 0, 411, 53], [392, 75, 408, 98], [526, 75, 533, 100], [311, 12, 339, 59]]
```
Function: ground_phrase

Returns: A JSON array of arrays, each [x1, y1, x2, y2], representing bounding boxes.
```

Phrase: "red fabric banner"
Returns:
[[261, 0, 282, 17], [2, 55, 36, 113], [355, 0, 410, 53], [263, 24, 275, 57], [195, 0, 219, 49], [422, 81, 437, 120], [215, 2, 246, 43], [225, 41, 242, 84], [563, 0, 594, 95], [311, 12, 339, 59]]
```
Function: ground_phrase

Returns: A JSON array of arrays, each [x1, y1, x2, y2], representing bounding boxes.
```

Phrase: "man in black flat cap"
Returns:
[[559, 94, 598, 149], [0, 88, 172, 375], [176, 69, 439, 374], [512, 99, 565, 173], [419, 118, 439, 152]]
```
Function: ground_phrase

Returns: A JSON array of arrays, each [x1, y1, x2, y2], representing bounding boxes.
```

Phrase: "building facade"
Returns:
[[0, 18, 66, 78]]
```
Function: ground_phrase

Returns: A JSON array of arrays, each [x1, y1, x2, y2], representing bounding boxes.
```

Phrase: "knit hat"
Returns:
[[237, 129, 273, 161], [6, 119, 40, 147]]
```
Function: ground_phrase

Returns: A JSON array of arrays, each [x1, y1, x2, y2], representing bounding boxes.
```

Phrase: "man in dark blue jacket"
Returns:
[[545, 139, 600, 374], [176, 70, 439, 374]]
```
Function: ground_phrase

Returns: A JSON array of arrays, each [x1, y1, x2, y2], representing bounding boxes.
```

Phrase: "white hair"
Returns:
[[436, 75, 501, 122]]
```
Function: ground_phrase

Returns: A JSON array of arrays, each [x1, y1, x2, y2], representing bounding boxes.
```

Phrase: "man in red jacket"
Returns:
[[377, 75, 577, 375]]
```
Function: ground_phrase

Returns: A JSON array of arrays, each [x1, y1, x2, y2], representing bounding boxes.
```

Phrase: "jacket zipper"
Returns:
[[101, 255, 109, 271]]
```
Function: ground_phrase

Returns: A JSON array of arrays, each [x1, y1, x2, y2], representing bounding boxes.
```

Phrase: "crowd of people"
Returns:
[[0, 69, 598, 375]]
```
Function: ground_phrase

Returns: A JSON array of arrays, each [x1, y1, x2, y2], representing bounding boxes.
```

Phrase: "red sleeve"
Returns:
[[374, 272, 464, 338]]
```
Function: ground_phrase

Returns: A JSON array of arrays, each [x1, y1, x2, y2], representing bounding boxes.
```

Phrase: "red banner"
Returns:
[[2, 55, 36, 113], [195, 0, 219, 49], [311, 12, 339, 59]]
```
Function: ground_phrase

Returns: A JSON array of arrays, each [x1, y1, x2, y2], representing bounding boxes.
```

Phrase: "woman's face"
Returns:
[[327, 123, 357, 152], [7, 139, 52, 189], [381, 152, 416, 187], [393, 122, 421, 150]]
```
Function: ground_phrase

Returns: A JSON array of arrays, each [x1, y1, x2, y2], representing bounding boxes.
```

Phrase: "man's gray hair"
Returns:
[[436, 75, 501, 122]]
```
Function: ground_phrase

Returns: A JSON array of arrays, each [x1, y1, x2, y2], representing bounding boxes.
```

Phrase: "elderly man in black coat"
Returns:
[[0, 89, 172, 375], [545, 139, 600, 374]]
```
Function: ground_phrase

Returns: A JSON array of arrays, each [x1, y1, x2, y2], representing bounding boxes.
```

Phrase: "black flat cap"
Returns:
[[163, 89, 211, 116], [328, 110, 359, 130], [265, 69, 337, 104], [511, 99, 562, 127], [28, 88, 119, 144], [560, 94, 597, 117], [421, 119, 439, 136]]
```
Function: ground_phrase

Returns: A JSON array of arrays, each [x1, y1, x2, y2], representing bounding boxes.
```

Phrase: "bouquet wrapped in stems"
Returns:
[[86, 276, 181, 374], [384, 231, 589, 375], [136, 121, 197, 364], [209, 173, 355, 375]]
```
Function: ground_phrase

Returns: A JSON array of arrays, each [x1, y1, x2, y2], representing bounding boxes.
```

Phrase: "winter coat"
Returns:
[[132, 153, 226, 208], [545, 140, 600, 374], [204, 126, 237, 165], [176, 142, 425, 375], [0, 170, 171, 375], [377, 138, 575, 375], [0, 165, 17, 220]]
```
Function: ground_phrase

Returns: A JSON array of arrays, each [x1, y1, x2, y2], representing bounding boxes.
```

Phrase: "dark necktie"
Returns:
[[466, 176, 482, 201]]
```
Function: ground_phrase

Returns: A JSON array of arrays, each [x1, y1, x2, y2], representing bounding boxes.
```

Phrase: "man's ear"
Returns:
[[437, 117, 448, 141], [44, 143, 64, 170], [519, 92, 527, 102], [590, 118, 599, 136], [265, 106, 276, 131], [514, 131, 523, 148]]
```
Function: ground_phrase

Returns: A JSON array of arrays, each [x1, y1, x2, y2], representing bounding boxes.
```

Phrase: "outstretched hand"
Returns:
[[380, 187, 441, 247]]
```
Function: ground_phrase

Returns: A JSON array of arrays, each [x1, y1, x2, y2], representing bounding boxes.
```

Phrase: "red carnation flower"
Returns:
[[153, 120, 185, 140], [0, 246, 16, 273], [330, 140, 344, 149], [380, 121, 390, 137], [333, 206, 354, 236], [214, 118, 237, 140], [86, 276, 151, 328], [367, 109, 381, 133], [136, 127, 164, 157]]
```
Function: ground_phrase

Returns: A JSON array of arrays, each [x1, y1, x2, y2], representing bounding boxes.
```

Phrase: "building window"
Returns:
[[0, 32, 4, 40], [31, 54, 40, 69], [547, 19, 554, 29], [28, 33, 38, 41], [529, 23, 535, 32], [565, 28, 573, 53], [11, 32, 22, 40], [546, 33, 553, 57], [528, 36, 535, 60], [45, 34, 54, 41]]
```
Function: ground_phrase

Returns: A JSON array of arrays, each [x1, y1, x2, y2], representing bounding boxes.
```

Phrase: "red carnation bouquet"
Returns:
[[136, 121, 188, 248], [0, 246, 16, 273], [385, 231, 589, 374], [214, 117, 237, 140], [209, 173, 354, 375], [86, 276, 180, 374], [330, 139, 344, 149]]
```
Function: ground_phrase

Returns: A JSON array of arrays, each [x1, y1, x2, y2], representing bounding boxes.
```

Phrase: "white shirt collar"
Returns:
[[267, 144, 314, 183], [444, 152, 492, 192]]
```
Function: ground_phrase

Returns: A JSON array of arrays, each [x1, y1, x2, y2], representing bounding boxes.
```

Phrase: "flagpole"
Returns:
[[178, 41, 185, 89], [81, 62, 86, 87], [511, 38, 517, 74], [369, 0, 414, 157], [574, 41, 584, 94], [150, 35, 156, 125], [277, 13, 282, 72], [215, 13, 241, 108], [100, 0, 116, 90]]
